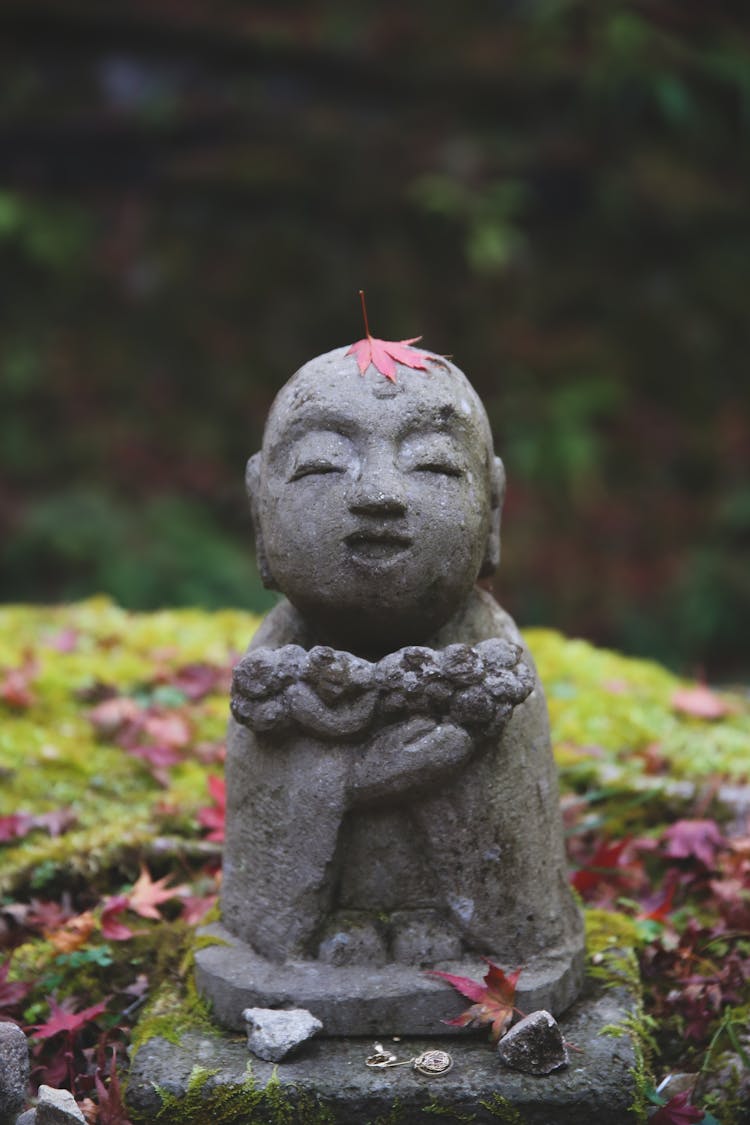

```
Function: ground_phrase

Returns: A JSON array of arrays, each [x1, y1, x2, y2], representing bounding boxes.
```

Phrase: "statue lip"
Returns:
[[344, 528, 413, 561]]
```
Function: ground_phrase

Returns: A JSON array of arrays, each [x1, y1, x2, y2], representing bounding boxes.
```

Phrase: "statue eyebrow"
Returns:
[[284, 410, 360, 441], [398, 410, 469, 442]]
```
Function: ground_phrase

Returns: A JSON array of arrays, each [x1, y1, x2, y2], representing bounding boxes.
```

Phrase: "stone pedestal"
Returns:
[[126, 979, 642, 1125], [195, 922, 585, 1036]]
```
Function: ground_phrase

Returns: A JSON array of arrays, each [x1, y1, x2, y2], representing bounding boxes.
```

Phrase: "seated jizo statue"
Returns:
[[195, 343, 585, 1036]]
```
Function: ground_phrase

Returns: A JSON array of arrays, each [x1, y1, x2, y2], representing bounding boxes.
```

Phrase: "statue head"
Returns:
[[247, 347, 505, 654]]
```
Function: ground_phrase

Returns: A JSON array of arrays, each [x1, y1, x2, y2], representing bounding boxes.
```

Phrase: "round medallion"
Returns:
[[413, 1049, 453, 1076]]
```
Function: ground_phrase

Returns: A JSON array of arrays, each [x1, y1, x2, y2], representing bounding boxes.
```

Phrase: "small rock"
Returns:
[[497, 1009, 568, 1075], [242, 1007, 323, 1062], [35, 1086, 86, 1124], [14, 1111, 36, 1125], [0, 1022, 29, 1123]]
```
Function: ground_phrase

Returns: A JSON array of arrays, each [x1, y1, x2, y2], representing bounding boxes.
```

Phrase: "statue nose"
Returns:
[[348, 459, 407, 517]]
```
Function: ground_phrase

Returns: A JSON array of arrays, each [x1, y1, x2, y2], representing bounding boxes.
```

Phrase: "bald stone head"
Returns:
[[247, 347, 505, 655]]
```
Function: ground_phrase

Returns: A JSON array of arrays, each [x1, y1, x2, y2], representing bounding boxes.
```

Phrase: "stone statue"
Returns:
[[195, 346, 585, 1036]]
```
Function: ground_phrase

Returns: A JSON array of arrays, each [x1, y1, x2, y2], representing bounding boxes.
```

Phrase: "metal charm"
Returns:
[[413, 1049, 453, 1076]]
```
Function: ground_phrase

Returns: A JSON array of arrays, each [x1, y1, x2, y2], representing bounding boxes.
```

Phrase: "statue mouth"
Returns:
[[344, 529, 413, 561]]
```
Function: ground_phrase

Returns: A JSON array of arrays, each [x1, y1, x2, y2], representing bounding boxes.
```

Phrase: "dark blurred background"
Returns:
[[1, 1, 749, 678]]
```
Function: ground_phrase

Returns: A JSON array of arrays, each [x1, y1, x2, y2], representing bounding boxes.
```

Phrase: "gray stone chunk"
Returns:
[[0, 1022, 29, 1123], [14, 1111, 36, 1125], [497, 1009, 569, 1075], [242, 1007, 323, 1062], [35, 1085, 86, 1124]]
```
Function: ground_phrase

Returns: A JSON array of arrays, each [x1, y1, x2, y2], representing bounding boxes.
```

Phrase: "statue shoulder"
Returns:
[[246, 598, 310, 652], [435, 587, 524, 648]]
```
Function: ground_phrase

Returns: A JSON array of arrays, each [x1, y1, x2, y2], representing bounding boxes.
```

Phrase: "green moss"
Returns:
[[585, 907, 642, 993], [137, 1064, 344, 1125], [585, 910, 654, 1123], [525, 627, 750, 784], [478, 1094, 526, 1123], [421, 1103, 476, 1121], [130, 927, 221, 1052]]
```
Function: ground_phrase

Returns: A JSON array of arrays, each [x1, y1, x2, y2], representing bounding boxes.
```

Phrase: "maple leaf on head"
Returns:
[[346, 290, 435, 383], [424, 958, 522, 1043], [348, 334, 432, 384]]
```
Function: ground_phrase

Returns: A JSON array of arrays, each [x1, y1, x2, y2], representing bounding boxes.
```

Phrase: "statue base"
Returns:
[[127, 976, 641, 1125], [194, 922, 585, 1036]]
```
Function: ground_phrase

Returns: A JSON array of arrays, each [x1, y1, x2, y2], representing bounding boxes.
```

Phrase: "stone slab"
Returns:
[[195, 922, 584, 1036], [126, 982, 639, 1124]]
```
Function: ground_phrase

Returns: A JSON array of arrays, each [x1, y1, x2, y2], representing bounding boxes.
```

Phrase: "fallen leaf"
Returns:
[[0, 814, 32, 843], [32, 808, 77, 838], [88, 697, 141, 736], [570, 837, 631, 895], [47, 911, 96, 954], [31, 996, 108, 1041], [126, 865, 188, 921], [181, 893, 218, 926], [48, 628, 79, 653], [0, 654, 37, 709], [671, 684, 732, 720], [95, 1049, 134, 1125], [100, 896, 137, 942], [662, 820, 726, 868], [424, 958, 521, 1042], [650, 1089, 706, 1124], [197, 775, 226, 842]]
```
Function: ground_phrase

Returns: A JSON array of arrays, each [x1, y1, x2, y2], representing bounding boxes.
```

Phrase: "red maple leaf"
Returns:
[[95, 1050, 134, 1125], [570, 836, 631, 895], [638, 877, 677, 923], [100, 896, 137, 942], [650, 1090, 705, 1124], [125, 865, 188, 921], [662, 819, 726, 868], [198, 775, 226, 843], [346, 290, 435, 383], [31, 996, 108, 1041], [165, 662, 229, 701], [424, 958, 522, 1043], [181, 893, 218, 926]]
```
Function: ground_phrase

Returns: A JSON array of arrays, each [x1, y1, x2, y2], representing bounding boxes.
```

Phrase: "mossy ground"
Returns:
[[1, 600, 748, 1121]]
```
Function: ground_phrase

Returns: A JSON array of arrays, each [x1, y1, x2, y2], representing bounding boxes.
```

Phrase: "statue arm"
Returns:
[[346, 717, 474, 804]]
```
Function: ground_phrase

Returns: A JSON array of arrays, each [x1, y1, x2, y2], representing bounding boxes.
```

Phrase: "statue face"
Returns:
[[254, 349, 498, 653]]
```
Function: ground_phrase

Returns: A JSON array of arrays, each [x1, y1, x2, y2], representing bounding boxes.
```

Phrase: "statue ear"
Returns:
[[245, 453, 278, 590], [479, 455, 505, 578]]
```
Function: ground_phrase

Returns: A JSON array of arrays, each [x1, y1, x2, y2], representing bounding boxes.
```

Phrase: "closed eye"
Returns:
[[289, 461, 345, 481], [414, 462, 463, 477]]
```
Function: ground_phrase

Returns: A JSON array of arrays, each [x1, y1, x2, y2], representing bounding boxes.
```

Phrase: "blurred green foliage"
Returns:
[[0, 1, 748, 675]]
